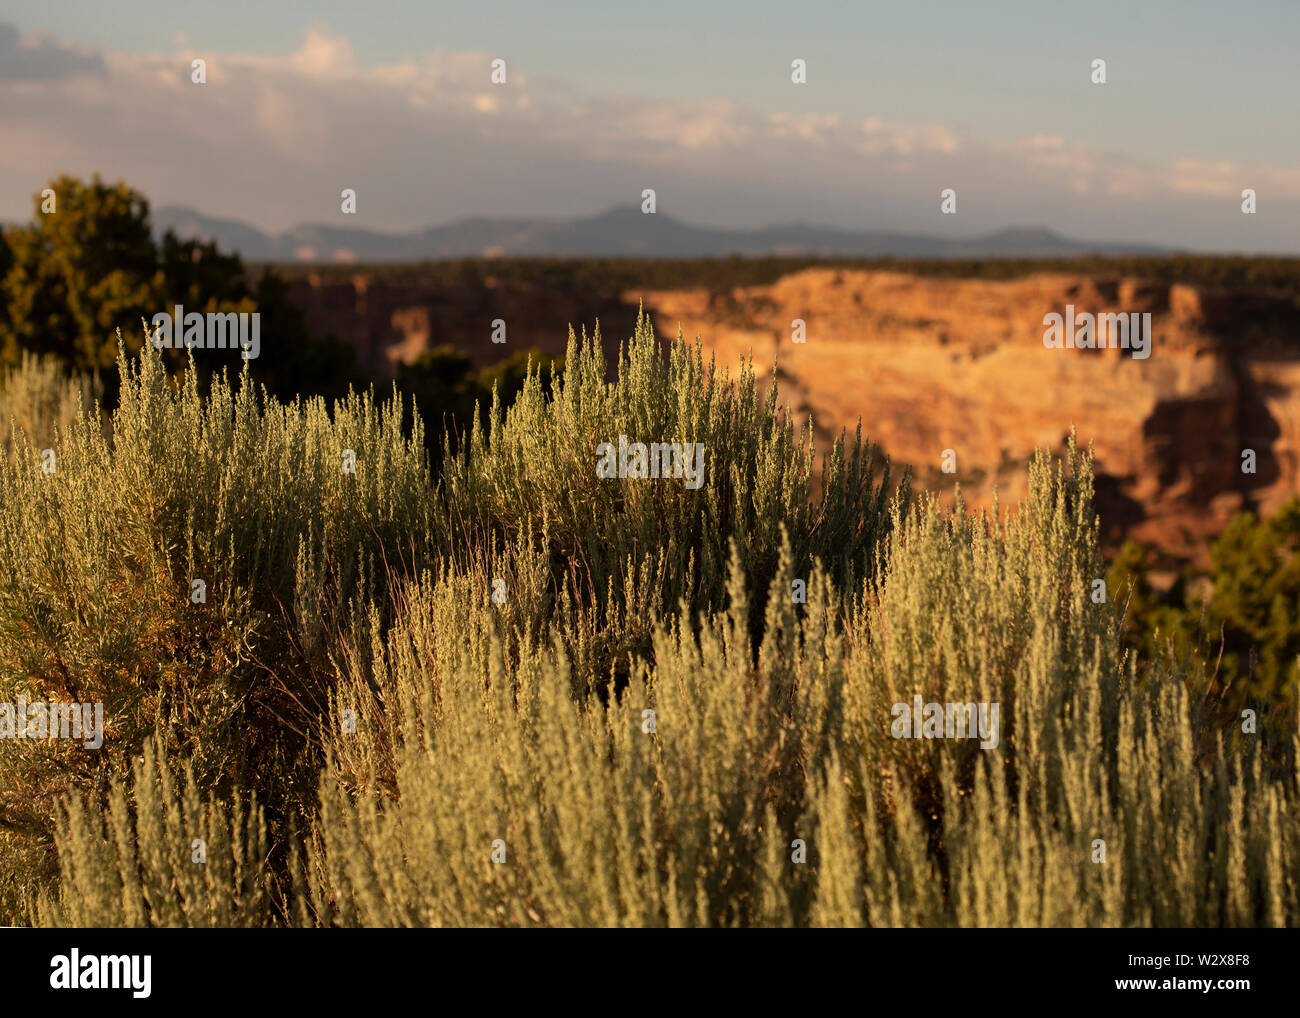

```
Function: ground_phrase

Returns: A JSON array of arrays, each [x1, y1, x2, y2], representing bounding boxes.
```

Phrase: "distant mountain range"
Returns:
[[151, 204, 1168, 262]]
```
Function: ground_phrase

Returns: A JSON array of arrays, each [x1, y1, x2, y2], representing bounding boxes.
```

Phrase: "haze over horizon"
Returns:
[[144, 201, 1173, 262], [2, 0, 1298, 253]]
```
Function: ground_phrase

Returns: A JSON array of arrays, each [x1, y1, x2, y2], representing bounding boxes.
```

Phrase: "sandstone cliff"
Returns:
[[638, 269, 1300, 564], [286, 268, 1300, 565]]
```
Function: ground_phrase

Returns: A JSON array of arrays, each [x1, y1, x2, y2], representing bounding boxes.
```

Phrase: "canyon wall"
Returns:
[[287, 268, 1300, 564]]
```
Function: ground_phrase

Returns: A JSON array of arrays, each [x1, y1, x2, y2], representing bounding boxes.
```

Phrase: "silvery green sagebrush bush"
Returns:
[[308, 440, 1296, 926], [0, 352, 104, 454], [437, 312, 899, 690], [1, 315, 1296, 927], [31, 737, 274, 928], [0, 329, 433, 917]]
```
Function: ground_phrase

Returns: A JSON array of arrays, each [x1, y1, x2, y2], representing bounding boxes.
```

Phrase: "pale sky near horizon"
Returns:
[[1, 0, 1297, 251]]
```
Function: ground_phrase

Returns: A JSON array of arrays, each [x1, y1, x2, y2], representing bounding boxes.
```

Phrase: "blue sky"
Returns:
[[2, 0, 1297, 250]]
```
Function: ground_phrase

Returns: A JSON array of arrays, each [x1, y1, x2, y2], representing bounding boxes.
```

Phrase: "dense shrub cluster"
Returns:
[[0, 175, 362, 403], [0, 332, 433, 919], [0, 353, 104, 453], [1, 315, 1296, 927], [1109, 500, 1300, 715], [281, 253, 1300, 303]]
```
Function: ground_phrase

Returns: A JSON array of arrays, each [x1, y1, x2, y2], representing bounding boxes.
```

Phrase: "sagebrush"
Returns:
[[2, 314, 1296, 927]]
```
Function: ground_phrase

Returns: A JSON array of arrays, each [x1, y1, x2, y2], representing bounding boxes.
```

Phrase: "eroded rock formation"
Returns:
[[638, 269, 1300, 563], [286, 267, 1300, 564]]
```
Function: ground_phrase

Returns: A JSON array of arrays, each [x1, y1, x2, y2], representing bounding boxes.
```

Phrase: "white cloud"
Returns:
[[0, 22, 1296, 250], [1009, 134, 1300, 202], [290, 28, 355, 77]]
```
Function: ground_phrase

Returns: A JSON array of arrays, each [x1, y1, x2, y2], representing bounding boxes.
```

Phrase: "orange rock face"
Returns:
[[286, 267, 1300, 565], [635, 269, 1300, 565]]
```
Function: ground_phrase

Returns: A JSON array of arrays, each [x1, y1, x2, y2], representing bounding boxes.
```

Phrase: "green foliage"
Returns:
[[309, 543, 826, 927], [281, 253, 1300, 305], [439, 313, 898, 689], [0, 175, 159, 370], [1109, 502, 1300, 714], [0, 333, 433, 916], [32, 738, 278, 927], [0, 175, 365, 403], [396, 344, 561, 465], [308, 441, 1298, 927], [1203, 500, 1300, 706], [2, 313, 1296, 929], [1107, 540, 1196, 663], [0, 352, 104, 453]]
